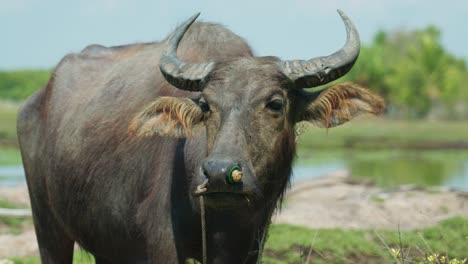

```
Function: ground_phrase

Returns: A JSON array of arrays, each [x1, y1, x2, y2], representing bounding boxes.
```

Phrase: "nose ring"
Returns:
[[226, 165, 243, 184]]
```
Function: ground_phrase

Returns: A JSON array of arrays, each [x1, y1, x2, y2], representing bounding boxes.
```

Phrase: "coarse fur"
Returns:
[[304, 82, 385, 128], [17, 20, 383, 264], [129, 97, 204, 138]]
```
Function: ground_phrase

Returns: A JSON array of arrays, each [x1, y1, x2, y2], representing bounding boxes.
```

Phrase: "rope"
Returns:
[[199, 195, 207, 264], [195, 179, 209, 264], [194, 179, 267, 264]]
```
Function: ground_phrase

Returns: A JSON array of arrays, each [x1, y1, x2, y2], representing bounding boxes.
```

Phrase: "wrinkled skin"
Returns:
[[17, 21, 383, 264]]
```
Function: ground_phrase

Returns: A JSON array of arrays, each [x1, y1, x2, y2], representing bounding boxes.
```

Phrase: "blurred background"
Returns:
[[1, 0, 467, 191]]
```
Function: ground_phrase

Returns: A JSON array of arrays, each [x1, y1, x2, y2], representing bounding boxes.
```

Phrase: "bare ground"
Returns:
[[274, 170, 468, 229], [1, 171, 468, 258]]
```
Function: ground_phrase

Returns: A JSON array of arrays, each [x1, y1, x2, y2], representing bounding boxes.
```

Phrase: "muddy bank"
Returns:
[[1, 172, 468, 257], [274, 170, 468, 230]]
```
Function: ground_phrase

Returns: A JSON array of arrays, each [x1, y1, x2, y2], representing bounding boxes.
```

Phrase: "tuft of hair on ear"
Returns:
[[306, 82, 385, 128], [128, 97, 204, 138]]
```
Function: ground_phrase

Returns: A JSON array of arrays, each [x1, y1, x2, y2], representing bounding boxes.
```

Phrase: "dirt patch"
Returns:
[[0, 227, 38, 257], [274, 170, 468, 230], [0, 185, 30, 207]]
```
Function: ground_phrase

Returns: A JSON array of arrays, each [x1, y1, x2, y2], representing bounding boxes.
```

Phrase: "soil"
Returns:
[[273, 170, 468, 230], [1, 171, 467, 258]]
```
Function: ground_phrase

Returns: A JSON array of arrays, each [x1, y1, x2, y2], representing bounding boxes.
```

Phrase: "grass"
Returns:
[[0, 198, 23, 209], [10, 251, 93, 264], [0, 102, 19, 141], [0, 102, 21, 164], [296, 117, 468, 149], [263, 217, 468, 264], [0, 148, 22, 165], [4, 217, 467, 263], [0, 198, 31, 235]]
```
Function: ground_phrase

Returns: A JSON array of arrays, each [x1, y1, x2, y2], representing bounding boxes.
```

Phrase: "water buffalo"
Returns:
[[17, 11, 384, 264]]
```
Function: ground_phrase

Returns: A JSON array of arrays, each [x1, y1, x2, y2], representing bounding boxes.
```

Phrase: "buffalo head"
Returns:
[[130, 12, 384, 210]]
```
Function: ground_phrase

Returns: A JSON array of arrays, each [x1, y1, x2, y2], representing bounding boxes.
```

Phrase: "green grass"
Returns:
[[0, 102, 21, 164], [0, 102, 19, 141], [10, 251, 93, 264], [0, 148, 22, 165], [0, 198, 31, 235], [0, 216, 31, 235], [263, 217, 468, 264], [5, 217, 467, 263], [0, 198, 23, 209], [297, 117, 468, 149]]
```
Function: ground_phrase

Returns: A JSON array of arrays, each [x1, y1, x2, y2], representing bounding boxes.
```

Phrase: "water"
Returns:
[[1, 150, 468, 191], [294, 149, 468, 191], [0, 165, 25, 187]]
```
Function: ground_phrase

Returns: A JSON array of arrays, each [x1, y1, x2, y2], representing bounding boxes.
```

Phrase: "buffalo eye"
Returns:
[[266, 99, 284, 112], [198, 99, 210, 113]]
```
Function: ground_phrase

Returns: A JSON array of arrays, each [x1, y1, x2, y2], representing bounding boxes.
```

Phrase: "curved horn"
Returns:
[[160, 13, 215, 91], [280, 10, 360, 88]]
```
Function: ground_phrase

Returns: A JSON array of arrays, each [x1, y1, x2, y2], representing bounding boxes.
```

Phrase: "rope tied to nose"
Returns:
[[195, 179, 209, 264], [193, 166, 243, 264]]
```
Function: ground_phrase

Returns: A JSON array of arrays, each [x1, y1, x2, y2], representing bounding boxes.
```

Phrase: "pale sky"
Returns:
[[1, 0, 467, 70]]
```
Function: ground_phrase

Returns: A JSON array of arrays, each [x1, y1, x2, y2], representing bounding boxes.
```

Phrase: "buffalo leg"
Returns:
[[31, 204, 74, 263], [27, 178, 74, 263]]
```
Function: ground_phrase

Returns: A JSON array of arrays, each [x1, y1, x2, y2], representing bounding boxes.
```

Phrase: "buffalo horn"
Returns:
[[160, 13, 215, 91], [279, 10, 360, 88]]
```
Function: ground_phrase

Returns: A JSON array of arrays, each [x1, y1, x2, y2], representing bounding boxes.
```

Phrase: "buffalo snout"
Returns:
[[196, 157, 257, 196], [203, 159, 241, 187]]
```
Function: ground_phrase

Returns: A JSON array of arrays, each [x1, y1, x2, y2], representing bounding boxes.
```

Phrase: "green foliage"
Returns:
[[341, 26, 468, 119], [0, 70, 50, 101]]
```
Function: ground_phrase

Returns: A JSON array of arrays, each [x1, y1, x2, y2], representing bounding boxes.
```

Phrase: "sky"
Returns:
[[1, 0, 467, 70]]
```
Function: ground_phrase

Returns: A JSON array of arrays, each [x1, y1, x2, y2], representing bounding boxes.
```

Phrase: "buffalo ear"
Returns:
[[129, 97, 204, 138], [299, 82, 385, 128]]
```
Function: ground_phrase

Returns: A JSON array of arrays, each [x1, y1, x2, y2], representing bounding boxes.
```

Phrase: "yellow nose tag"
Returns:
[[227, 165, 243, 184]]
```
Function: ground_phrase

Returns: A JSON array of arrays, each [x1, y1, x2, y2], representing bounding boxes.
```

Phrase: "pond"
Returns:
[[1, 149, 468, 191], [294, 149, 468, 191]]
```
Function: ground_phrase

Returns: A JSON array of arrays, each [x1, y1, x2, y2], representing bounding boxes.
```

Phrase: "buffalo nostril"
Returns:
[[202, 167, 209, 179], [202, 160, 243, 186], [202, 160, 217, 180]]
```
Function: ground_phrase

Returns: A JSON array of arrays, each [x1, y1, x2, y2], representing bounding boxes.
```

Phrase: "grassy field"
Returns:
[[0, 148, 22, 165], [0, 102, 19, 141], [7, 217, 468, 264], [263, 217, 468, 263], [0, 198, 31, 235], [296, 117, 468, 150]]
